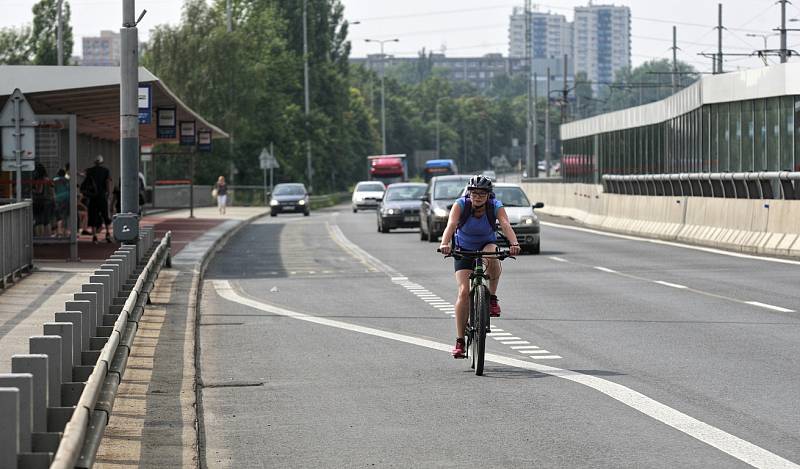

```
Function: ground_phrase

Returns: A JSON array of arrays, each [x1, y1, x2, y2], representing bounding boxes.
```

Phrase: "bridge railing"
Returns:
[[0, 201, 34, 290], [603, 172, 800, 200]]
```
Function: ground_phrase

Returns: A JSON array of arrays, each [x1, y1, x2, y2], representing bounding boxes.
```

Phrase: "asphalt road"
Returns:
[[198, 205, 800, 468]]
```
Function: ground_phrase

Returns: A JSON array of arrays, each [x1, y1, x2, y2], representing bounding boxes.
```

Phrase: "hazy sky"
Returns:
[[2, 0, 799, 73]]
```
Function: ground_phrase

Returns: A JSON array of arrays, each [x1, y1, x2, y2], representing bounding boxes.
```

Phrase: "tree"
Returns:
[[30, 0, 73, 65], [0, 26, 32, 64]]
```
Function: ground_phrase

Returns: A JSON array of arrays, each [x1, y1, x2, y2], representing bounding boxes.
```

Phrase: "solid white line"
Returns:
[[213, 280, 800, 469], [594, 266, 617, 273], [541, 220, 800, 266], [549, 256, 569, 263], [745, 301, 796, 313], [654, 280, 688, 289]]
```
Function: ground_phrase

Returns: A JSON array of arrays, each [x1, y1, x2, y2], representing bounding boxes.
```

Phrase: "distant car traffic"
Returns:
[[269, 183, 310, 217], [459, 182, 544, 254], [376, 182, 427, 233], [419, 174, 472, 243], [481, 170, 497, 181], [352, 181, 386, 212]]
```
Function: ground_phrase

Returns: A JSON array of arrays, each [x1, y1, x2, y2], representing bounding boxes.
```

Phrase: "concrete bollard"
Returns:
[[104, 260, 125, 286], [0, 374, 33, 451], [42, 323, 74, 383], [54, 312, 83, 365], [89, 274, 112, 314], [110, 253, 131, 279], [119, 244, 139, 266], [29, 336, 61, 407], [66, 298, 94, 350], [0, 387, 19, 469], [97, 267, 119, 298], [11, 355, 48, 432], [82, 283, 106, 329]]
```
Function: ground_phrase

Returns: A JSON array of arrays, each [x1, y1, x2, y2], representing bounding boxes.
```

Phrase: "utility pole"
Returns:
[[716, 3, 723, 74], [303, 0, 313, 192], [525, 0, 532, 178], [780, 0, 788, 63], [365, 38, 400, 154], [57, 0, 64, 65], [545, 67, 551, 178], [562, 54, 569, 124], [226, 0, 232, 32], [118, 0, 144, 239], [533, 72, 538, 178], [672, 26, 678, 94]]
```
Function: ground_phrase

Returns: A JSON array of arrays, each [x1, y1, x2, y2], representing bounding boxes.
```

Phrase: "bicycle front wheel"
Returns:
[[472, 285, 489, 375]]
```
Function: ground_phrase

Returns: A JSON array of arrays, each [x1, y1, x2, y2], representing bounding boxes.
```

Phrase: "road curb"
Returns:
[[181, 211, 268, 469]]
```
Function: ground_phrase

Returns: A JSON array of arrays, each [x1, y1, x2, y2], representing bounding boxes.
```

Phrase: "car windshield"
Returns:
[[433, 179, 469, 200], [494, 187, 530, 207], [385, 185, 426, 201], [273, 185, 305, 196], [356, 183, 385, 192]]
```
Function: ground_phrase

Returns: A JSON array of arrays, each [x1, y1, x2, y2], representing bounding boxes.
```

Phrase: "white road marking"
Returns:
[[500, 341, 530, 345], [488, 332, 513, 336], [527, 350, 552, 354], [495, 337, 522, 341], [594, 266, 617, 273], [213, 280, 799, 469], [529, 355, 563, 360], [549, 256, 569, 263], [511, 345, 540, 350], [654, 280, 688, 289], [745, 301, 796, 313], [491, 328, 504, 332], [541, 220, 800, 266]]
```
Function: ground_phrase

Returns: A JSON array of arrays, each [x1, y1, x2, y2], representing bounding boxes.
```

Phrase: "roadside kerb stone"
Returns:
[[11, 355, 48, 432]]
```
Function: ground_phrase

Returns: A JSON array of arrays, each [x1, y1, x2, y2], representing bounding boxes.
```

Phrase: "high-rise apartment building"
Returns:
[[81, 30, 121, 66], [573, 4, 631, 86], [508, 7, 573, 60]]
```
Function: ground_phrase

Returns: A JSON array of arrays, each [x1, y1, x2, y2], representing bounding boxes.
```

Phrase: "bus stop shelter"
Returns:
[[0, 65, 228, 260]]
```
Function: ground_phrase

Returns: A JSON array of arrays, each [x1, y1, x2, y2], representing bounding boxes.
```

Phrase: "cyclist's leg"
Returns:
[[454, 268, 471, 338], [482, 243, 501, 294]]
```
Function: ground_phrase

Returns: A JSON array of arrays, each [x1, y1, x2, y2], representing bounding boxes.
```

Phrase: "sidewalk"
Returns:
[[0, 206, 269, 467]]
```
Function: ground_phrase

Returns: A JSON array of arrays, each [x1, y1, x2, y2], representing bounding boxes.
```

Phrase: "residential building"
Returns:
[[82, 30, 121, 66], [508, 7, 573, 60], [573, 4, 631, 86]]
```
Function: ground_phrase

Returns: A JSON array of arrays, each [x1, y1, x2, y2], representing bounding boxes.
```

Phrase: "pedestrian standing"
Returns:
[[214, 175, 228, 215], [53, 168, 70, 236], [82, 155, 113, 243]]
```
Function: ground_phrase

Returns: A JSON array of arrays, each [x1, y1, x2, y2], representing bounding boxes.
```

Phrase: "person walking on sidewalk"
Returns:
[[213, 175, 228, 215], [82, 155, 113, 243]]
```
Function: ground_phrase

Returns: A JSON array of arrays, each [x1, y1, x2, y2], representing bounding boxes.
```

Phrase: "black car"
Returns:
[[269, 183, 310, 217], [376, 182, 427, 233], [419, 174, 472, 242]]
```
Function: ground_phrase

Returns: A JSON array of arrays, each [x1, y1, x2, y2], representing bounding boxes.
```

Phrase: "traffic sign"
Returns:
[[1, 89, 36, 163], [259, 147, 279, 170]]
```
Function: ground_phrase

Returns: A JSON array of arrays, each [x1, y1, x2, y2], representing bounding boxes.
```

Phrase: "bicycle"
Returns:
[[438, 246, 514, 375]]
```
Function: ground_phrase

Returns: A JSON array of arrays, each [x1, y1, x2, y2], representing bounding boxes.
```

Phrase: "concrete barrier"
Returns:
[[0, 228, 167, 467], [521, 182, 800, 258]]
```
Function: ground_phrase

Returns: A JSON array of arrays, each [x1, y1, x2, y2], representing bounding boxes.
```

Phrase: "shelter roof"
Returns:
[[0, 65, 228, 142]]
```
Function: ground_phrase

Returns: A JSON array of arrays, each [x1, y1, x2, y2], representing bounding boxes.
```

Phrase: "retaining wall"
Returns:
[[520, 182, 800, 258]]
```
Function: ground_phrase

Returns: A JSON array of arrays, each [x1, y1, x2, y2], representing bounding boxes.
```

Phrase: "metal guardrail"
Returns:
[[0, 201, 34, 289], [0, 227, 170, 469], [603, 172, 800, 200]]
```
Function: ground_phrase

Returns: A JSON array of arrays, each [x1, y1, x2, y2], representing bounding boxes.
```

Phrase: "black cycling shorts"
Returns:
[[453, 242, 496, 272]]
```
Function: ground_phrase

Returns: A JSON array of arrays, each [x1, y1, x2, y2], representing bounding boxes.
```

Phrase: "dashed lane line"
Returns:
[[654, 280, 688, 289], [745, 301, 796, 313], [213, 280, 799, 469]]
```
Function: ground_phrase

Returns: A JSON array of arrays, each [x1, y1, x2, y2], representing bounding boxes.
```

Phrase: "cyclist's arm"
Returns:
[[438, 202, 462, 254], [496, 207, 521, 255]]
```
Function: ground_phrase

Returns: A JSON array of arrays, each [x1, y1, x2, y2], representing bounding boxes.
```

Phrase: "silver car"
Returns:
[[351, 181, 386, 212]]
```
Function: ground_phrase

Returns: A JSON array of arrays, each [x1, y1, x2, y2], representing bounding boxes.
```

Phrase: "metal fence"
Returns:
[[0, 201, 34, 289], [603, 172, 800, 199]]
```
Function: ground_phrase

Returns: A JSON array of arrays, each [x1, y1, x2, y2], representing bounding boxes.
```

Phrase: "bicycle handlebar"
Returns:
[[437, 247, 515, 261]]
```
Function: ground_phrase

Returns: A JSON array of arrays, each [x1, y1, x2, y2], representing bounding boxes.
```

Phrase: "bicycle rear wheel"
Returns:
[[472, 285, 489, 375]]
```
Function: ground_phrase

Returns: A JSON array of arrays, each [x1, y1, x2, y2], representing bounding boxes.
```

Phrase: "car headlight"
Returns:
[[298, 199, 306, 205], [521, 217, 534, 225], [383, 208, 394, 215], [269, 199, 279, 206], [433, 207, 448, 218]]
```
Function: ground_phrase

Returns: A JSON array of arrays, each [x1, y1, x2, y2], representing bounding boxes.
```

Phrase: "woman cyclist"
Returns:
[[438, 175, 521, 358]]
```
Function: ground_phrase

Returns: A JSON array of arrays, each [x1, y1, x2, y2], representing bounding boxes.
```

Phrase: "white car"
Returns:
[[351, 181, 386, 212]]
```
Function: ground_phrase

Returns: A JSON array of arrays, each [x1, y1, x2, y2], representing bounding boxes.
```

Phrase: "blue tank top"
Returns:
[[454, 198, 503, 250]]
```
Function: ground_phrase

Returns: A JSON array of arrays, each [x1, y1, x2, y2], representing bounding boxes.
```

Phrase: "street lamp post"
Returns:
[[746, 32, 779, 50], [303, 0, 312, 192], [365, 38, 399, 154], [435, 97, 448, 157]]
